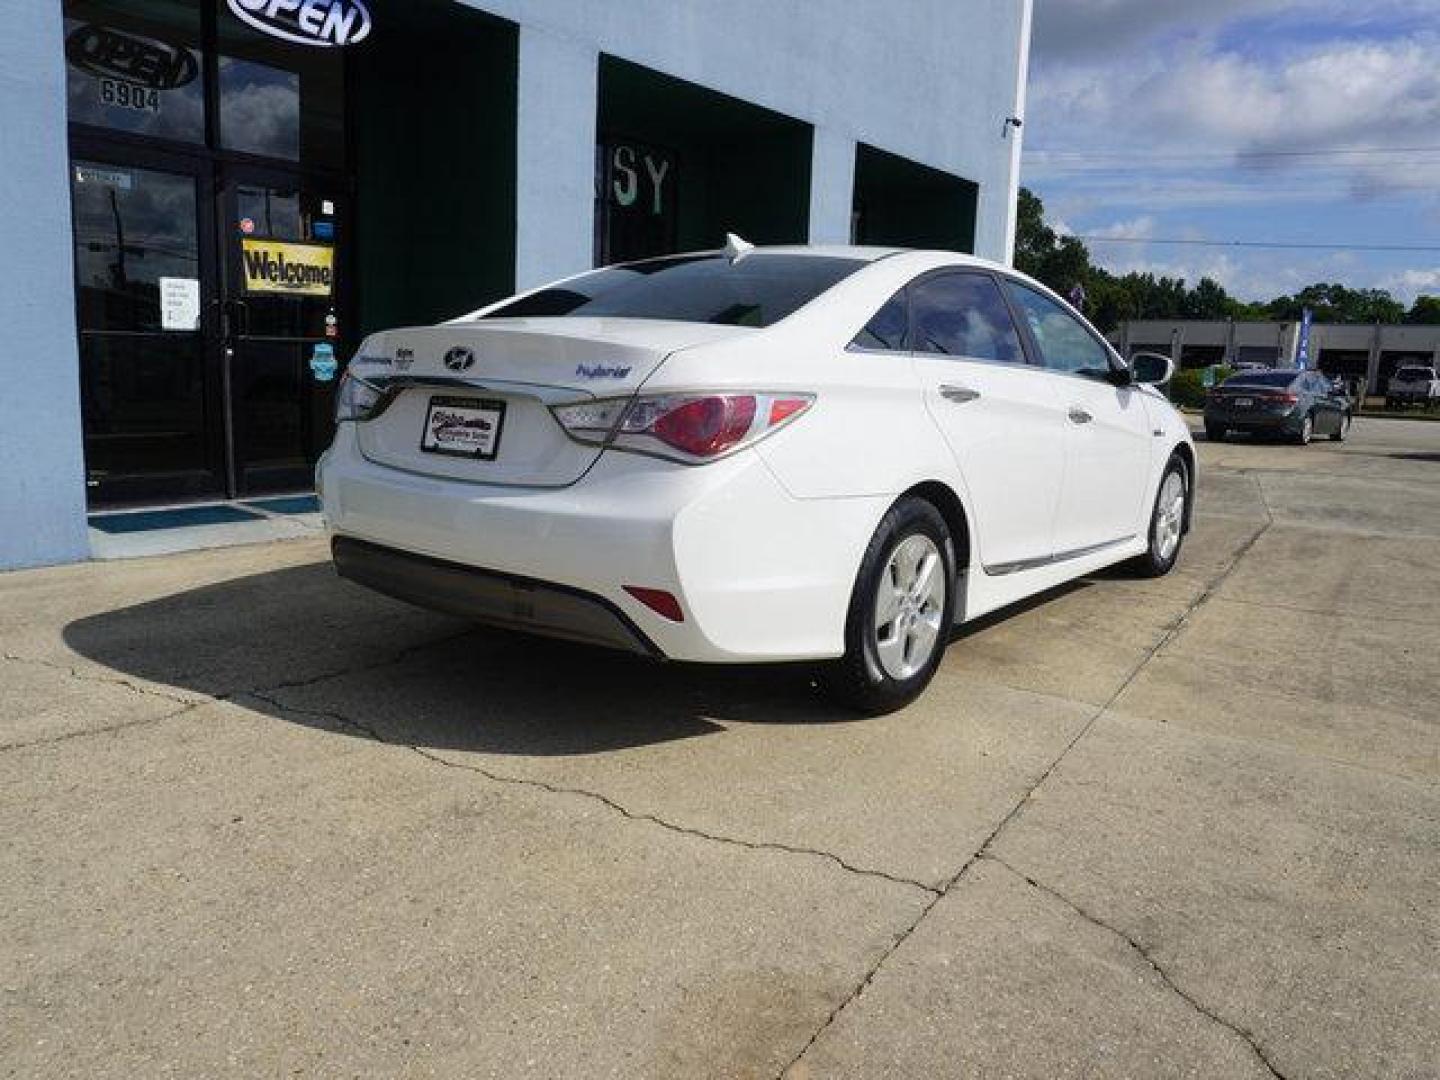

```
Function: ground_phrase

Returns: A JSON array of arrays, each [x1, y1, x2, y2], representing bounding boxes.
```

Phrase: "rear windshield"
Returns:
[[478, 254, 865, 328], [1224, 371, 1297, 388], [1395, 368, 1435, 380]]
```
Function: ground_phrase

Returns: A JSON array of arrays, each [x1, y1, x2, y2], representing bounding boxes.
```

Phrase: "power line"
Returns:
[[1068, 235, 1440, 252], [1027, 159, 1440, 171], [1027, 145, 1440, 161]]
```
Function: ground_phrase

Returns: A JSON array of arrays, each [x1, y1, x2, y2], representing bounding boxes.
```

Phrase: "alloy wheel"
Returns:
[[1154, 470, 1186, 562], [873, 534, 946, 680]]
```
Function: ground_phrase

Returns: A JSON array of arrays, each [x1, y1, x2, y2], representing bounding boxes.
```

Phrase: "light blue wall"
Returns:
[[477, 0, 1032, 275], [0, 3, 90, 569], [809, 128, 857, 245], [514, 26, 598, 290]]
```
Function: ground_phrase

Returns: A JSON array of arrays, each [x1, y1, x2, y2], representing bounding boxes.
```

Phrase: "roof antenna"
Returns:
[[723, 232, 754, 262]]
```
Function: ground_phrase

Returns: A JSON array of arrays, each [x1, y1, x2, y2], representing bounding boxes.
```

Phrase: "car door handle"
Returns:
[[1068, 407, 1093, 424], [939, 384, 981, 404]]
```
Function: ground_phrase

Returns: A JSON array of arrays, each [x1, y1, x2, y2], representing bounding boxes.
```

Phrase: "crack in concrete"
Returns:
[[0, 700, 205, 753], [1, 651, 199, 707], [779, 501, 1278, 1078], [0, 629, 471, 754], [242, 687, 940, 897], [1209, 593, 1440, 630], [986, 855, 1288, 1080]]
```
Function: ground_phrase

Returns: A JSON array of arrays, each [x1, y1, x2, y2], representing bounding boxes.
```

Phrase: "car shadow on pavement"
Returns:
[[62, 562, 861, 756], [1389, 451, 1440, 463]]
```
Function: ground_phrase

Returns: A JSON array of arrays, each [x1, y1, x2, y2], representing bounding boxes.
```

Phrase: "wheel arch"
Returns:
[[899, 479, 973, 576], [1169, 441, 1196, 533]]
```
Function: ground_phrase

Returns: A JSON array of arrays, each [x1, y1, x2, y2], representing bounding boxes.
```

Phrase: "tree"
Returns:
[[1010, 188, 1413, 332], [1266, 283, 1404, 325], [1406, 295, 1440, 325], [1014, 188, 1093, 299]]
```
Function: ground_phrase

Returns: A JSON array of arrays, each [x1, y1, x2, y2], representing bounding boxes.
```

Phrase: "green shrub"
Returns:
[[1166, 364, 1232, 408]]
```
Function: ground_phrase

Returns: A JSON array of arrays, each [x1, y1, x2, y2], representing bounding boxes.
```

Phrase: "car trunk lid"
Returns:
[[352, 319, 752, 487]]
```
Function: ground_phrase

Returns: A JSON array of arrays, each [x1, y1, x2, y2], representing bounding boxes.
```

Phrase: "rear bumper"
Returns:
[[1204, 407, 1302, 432], [318, 425, 885, 663], [333, 536, 660, 656]]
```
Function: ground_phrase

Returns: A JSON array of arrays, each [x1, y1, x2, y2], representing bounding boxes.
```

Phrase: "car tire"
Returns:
[[1331, 413, 1350, 442], [1204, 422, 1226, 442], [1295, 413, 1314, 445], [1128, 457, 1189, 579], [820, 497, 956, 715]]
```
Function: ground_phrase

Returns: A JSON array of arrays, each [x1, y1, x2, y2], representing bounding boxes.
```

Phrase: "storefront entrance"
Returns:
[[71, 149, 344, 504], [65, 0, 349, 507]]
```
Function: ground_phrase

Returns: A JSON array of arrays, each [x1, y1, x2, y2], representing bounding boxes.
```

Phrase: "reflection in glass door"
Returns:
[[70, 157, 223, 504], [222, 170, 343, 495]]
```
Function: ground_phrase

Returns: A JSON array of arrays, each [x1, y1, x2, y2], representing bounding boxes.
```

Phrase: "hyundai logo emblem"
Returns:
[[443, 346, 476, 372]]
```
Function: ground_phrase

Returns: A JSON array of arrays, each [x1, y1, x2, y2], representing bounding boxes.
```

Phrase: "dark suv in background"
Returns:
[[1204, 370, 1351, 444]]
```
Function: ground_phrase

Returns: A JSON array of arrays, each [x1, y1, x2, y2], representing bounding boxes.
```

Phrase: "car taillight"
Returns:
[[1266, 392, 1299, 404], [334, 370, 387, 422], [551, 392, 814, 463]]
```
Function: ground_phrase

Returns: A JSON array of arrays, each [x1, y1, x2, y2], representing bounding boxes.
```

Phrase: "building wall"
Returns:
[[479, 0, 1032, 285], [0, 4, 90, 568]]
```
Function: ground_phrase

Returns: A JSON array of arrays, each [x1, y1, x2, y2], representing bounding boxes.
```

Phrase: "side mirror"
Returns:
[[1131, 351, 1175, 386]]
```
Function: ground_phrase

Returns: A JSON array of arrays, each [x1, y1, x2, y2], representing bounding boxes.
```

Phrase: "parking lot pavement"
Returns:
[[3, 416, 1437, 1078]]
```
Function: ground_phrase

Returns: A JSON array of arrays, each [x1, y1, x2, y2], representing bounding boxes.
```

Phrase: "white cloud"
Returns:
[[1381, 268, 1440, 302], [1087, 215, 1158, 240], [1028, 33, 1440, 168], [1022, 2, 1440, 302]]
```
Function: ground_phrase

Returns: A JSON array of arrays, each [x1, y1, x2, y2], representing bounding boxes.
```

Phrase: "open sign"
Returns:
[[65, 24, 198, 89], [226, 0, 373, 48]]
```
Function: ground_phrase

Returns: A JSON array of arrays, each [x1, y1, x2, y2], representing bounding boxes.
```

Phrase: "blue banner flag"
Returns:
[[1296, 307, 1313, 369]]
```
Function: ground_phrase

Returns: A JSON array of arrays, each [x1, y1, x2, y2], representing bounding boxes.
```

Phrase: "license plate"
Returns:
[[1235, 397, 1254, 407], [421, 395, 505, 460]]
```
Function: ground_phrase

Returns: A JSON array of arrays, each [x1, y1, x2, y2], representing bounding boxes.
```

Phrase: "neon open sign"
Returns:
[[226, 0, 372, 48]]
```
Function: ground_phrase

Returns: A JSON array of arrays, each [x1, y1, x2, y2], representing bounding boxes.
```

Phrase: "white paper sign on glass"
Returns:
[[160, 277, 201, 331]]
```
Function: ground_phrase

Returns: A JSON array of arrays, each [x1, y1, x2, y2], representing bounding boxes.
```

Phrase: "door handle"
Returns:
[[1068, 407, 1093, 424], [939, 384, 981, 404]]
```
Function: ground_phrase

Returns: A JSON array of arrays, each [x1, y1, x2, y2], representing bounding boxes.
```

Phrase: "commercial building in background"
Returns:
[[1111, 319, 1440, 394], [0, 0, 1033, 570]]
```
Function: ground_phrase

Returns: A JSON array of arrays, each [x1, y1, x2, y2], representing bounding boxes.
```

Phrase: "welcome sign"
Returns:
[[241, 239, 334, 296]]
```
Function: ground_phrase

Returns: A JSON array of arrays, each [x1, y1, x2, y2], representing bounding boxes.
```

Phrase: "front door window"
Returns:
[[1004, 281, 1114, 378]]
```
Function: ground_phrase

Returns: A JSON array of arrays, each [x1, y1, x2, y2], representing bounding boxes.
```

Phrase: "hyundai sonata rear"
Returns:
[[319, 252, 884, 667], [319, 246, 1194, 713]]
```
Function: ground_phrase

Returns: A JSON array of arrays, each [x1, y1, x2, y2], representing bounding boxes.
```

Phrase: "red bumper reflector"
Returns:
[[624, 586, 684, 622]]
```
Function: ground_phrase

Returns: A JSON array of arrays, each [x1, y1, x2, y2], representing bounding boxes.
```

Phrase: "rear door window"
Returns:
[[909, 272, 1025, 363]]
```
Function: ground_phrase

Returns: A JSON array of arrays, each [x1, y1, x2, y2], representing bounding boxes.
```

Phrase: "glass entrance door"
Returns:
[[220, 167, 345, 496], [70, 154, 225, 504]]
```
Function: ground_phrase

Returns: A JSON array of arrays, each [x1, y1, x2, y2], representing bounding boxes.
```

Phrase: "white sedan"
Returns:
[[318, 241, 1194, 713]]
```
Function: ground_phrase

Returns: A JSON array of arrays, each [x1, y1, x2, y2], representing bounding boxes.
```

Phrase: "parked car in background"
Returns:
[[1386, 366, 1440, 409], [1205, 369, 1351, 444], [319, 244, 1195, 713]]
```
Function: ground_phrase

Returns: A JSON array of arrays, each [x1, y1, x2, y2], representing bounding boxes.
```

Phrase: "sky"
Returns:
[[1020, 0, 1440, 304]]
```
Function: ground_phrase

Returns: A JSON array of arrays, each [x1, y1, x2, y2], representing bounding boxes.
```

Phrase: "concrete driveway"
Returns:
[[3, 418, 1437, 1078]]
